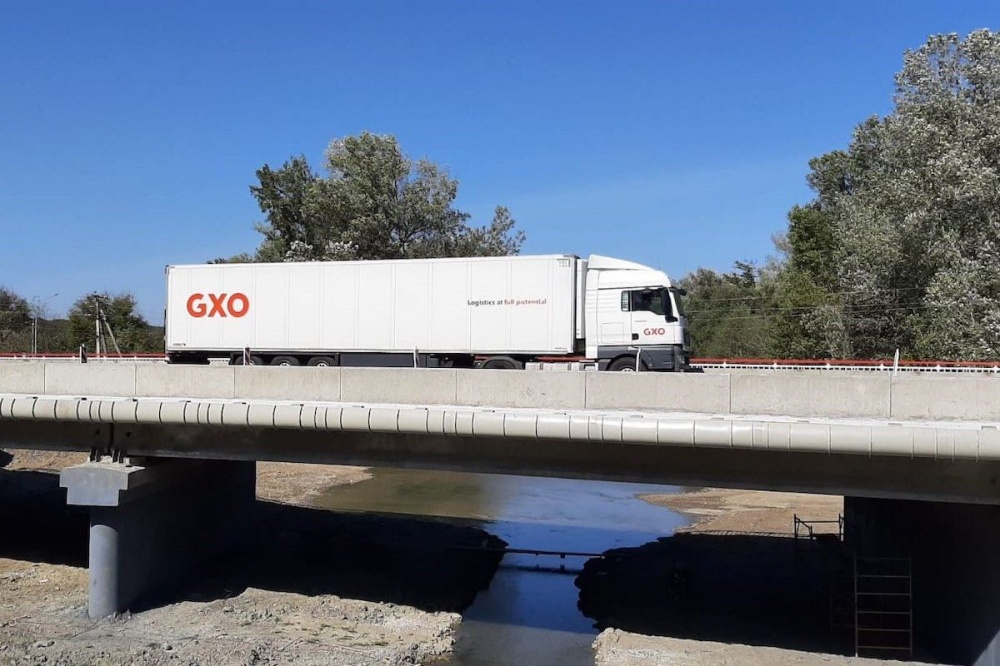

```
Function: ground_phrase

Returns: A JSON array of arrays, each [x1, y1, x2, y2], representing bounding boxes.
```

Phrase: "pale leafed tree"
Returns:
[[786, 30, 1000, 359]]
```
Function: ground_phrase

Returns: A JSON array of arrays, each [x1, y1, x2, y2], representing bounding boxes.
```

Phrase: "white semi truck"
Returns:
[[165, 254, 690, 371]]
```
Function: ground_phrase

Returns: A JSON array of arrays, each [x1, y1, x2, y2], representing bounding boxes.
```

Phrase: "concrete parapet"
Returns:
[[60, 457, 255, 618], [342, 368, 456, 405], [459, 369, 586, 409], [585, 373, 730, 412], [730, 372, 890, 418], [236, 366, 342, 402], [891, 375, 1000, 421], [136, 365, 236, 399], [21, 363, 1000, 426], [0, 363, 45, 393], [44, 363, 136, 396]]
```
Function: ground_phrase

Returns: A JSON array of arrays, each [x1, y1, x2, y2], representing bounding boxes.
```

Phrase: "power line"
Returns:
[[679, 284, 932, 306], [687, 300, 999, 317]]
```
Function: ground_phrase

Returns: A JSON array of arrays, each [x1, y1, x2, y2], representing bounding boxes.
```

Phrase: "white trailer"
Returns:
[[165, 254, 689, 371]]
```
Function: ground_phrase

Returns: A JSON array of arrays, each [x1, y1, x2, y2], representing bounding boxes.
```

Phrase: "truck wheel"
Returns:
[[271, 356, 300, 367], [307, 356, 338, 367], [482, 356, 524, 370], [608, 357, 644, 372], [233, 355, 264, 366]]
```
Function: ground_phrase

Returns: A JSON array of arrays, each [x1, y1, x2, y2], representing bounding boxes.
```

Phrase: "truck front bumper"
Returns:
[[597, 344, 689, 372]]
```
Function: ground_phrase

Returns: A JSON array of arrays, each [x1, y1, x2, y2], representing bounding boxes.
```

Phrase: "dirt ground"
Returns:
[[0, 451, 482, 666], [641, 487, 844, 535], [593, 629, 932, 666]]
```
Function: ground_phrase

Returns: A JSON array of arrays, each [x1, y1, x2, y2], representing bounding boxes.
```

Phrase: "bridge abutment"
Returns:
[[845, 496, 1000, 665], [60, 457, 255, 619]]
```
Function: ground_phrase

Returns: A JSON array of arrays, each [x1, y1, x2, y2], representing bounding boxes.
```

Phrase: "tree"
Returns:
[[66, 293, 161, 353], [0, 288, 31, 352], [781, 30, 1000, 360], [679, 262, 779, 358], [245, 133, 524, 262]]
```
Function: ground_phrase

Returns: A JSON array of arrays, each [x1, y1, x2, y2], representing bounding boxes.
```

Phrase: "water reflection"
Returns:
[[319, 468, 686, 665]]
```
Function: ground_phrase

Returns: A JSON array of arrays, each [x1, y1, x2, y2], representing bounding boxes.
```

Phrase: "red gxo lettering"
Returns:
[[643, 327, 666, 336], [187, 293, 249, 318]]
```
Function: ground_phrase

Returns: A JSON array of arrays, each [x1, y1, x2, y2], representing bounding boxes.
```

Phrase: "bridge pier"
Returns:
[[60, 457, 255, 619], [845, 496, 1000, 665]]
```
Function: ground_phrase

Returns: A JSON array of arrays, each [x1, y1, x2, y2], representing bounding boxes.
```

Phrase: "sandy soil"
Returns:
[[255, 461, 372, 504], [593, 629, 932, 666], [0, 451, 472, 666], [641, 487, 844, 535]]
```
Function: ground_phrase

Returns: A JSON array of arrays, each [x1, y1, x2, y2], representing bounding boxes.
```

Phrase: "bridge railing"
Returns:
[[793, 514, 844, 542], [692, 358, 1000, 374], [0, 353, 167, 363], [3, 353, 1000, 373]]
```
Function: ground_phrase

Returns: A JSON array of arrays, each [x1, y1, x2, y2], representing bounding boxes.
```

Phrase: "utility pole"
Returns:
[[30, 292, 58, 355], [89, 294, 121, 355]]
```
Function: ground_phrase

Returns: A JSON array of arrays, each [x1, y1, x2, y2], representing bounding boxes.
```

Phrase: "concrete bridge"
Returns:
[[3, 362, 1000, 664]]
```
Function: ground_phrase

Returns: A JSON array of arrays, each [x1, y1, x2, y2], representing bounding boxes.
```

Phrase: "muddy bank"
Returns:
[[0, 451, 504, 666], [577, 530, 841, 651]]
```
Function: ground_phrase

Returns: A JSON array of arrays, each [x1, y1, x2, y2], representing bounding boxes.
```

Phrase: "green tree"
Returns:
[[0, 288, 31, 352], [679, 262, 779, 358], [66, 294, 160, 353], [771, 269, 850, 359], [768, 205, 850, 359], [244, 132, 524, 262]]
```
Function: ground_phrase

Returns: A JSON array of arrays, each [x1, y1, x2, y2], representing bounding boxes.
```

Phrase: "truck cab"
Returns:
[[583, 255, 690, 371]]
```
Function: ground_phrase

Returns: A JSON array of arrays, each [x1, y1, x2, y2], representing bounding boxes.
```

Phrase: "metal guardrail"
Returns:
[[693, 358, 1000, 374], [793, 514, 844, 542], [3, 354, 1000, 373], [0, 354, 167, 363]]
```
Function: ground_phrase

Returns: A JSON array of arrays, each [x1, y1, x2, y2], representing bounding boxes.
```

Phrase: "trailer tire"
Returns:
[[481, 356, 524, 370], [233, 354, 264, 366], [307, 356, 338, 367], [271, 356, 300, 367], [608, 356, 645, 372]]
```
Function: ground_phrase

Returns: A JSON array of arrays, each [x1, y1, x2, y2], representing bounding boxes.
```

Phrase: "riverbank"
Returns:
[[3, 453, 941, 665], [587, 488, 935, 666], [641, 486, 843, 535], [0, 451, 500, 666]]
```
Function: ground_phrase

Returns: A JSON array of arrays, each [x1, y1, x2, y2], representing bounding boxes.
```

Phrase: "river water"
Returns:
[[317, 469, 687, 665]]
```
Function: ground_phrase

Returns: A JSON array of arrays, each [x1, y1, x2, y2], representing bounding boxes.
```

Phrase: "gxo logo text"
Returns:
[[643, 327, 666, 336], [186, 293, 250, 318]]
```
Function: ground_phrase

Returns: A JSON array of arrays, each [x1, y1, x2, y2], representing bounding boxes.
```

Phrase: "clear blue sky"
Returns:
[[1, 2, 996, 322]]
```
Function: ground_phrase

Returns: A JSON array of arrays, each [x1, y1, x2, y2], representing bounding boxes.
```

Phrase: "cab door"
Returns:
[[626, 288, 672, 345]]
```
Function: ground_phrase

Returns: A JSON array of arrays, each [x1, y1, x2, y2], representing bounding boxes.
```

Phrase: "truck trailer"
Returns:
[[165, 254, 690, 371]]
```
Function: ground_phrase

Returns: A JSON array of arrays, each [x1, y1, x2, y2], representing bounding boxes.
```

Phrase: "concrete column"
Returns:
[[89, 516, 121, 618], [60, 457, 255, 619], [845, 496, 1000, 666]]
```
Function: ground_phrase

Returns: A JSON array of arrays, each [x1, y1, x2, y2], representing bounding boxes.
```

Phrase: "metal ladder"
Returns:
[[854, 556, 913, 658]]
